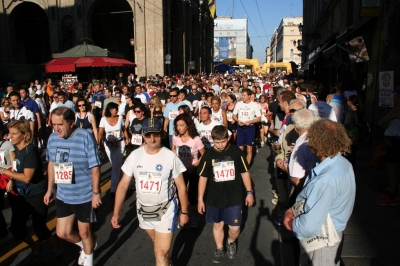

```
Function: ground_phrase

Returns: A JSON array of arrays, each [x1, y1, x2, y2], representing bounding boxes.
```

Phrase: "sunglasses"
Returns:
[[78, 104, 85, 107], [134, 110, 142, 113], [143, 133, 161, 138], [169, 94, 177, 98]]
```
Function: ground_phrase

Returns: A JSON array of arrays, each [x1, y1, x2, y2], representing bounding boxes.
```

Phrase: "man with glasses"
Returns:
[[232, 89, 261, 165], [111, 118, 189, 266], [163, 88, 186, 147], [187, 84, 202, 103]]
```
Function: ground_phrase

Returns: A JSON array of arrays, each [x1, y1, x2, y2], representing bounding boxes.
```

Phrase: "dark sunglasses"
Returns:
[[134, 110, 142, 113], [78, 104, 85, 107], [169, 94, 177, 98]]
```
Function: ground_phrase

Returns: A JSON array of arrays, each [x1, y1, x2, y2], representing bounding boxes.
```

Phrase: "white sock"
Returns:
[[83, 253, 93, 266], [75, 241, 83, 249]]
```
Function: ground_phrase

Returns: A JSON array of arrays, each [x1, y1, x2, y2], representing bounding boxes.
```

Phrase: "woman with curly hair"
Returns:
[[284, 119, 355, 266], [172, 113, 205, 228]]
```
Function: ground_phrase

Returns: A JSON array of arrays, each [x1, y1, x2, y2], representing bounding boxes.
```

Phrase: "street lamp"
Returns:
[[129, 38, 135, 46], [298, 23, 303, 35]]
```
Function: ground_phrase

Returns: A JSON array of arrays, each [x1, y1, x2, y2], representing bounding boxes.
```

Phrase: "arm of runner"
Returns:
[[241, 172, 254, 206], [163, 117, 169, 133], [91, 165, 102, 209], [90, 113, 99, 144], [111, 172, 133, 229], [197, 176, 208, 214], [44, 161, 55, 205], [221, 110, 228, 127], [175, 173, 189, 226], [35, 112, 42, 130], [98, 127, 105, 146]]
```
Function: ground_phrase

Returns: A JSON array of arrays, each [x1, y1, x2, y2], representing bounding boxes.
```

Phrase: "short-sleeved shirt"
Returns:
[[46, 128, 101, 204], [9, 106, 35, 122], [129, 118, 145, 146], [197, 144, 249, 208], [21, 98, 40, 114], [58, 100, 76, 113], [233, 101, 261, 122], [172, 135, 204, 170], [289, 133, 318, 179], [196, 120, 223, 149], [163, 101, 186, 134], [121, 146, 186, 206], [308, 101, 337, 121], [14, 143, 46, 196], [103, 97, 116, 111]]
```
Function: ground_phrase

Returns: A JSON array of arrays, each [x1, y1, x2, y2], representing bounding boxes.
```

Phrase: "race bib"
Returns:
[[54, 162, 73, 184], [138, 171, 162, 194], [227, 113, 233, 122], [131, 134, 143, 145], [0, 152, 5, 165], [169, 110, 179, 120], [200, 130, 212, 141], [94, 101, 102, 108], [176, 145, 192, 160], [239, 108, 251, 120], [214, 161, 235, 182]]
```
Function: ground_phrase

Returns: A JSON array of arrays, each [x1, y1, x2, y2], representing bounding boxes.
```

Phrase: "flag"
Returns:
[[208, 0, 216, 19]]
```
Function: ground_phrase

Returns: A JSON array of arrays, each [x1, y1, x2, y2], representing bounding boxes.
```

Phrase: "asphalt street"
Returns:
[[0, 145, 283, 266]]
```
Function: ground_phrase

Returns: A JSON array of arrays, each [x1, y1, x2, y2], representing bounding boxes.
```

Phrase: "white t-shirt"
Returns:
[[9, 106, 35, 122], [196, 120, 231, 149], [99, 116, 125, 152], [289, 133, 318, 179], [121, 146, 186, 205], [232, 101, 261, 122], [308, 101, 337, 122], [211, 109, 223, 123], [35, 98, 47, 119], [50, 101, 59, 113]]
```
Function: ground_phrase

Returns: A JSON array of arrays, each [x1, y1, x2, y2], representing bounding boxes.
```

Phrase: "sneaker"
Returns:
[[260, 142, 265, 148], [78, 242, 98, 265], [190, 216, 199, 228], [212, 248, 225, 264], [271, 199, 279, 205], [377, 197, 398, 206], [226, 240, 237, 260], [272, 191, 279, 199], [380, 192, 400, 200]]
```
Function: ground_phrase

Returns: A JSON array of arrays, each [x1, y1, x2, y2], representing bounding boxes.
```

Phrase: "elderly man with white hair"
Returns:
[[289, 108, 319, 190]]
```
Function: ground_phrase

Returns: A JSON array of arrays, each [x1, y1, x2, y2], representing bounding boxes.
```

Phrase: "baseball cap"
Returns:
[[142, 118, 162, 134], [35, 90, 43, 95]]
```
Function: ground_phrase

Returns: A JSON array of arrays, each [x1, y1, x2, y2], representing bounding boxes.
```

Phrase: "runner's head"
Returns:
[[8, 120, 33, 145], [174, 113, 199, 138], [169, 88, 179, 103], [8, 91, 21, 109], [51, 107, 76, 139], [199, 106, 212, 123], [211, 96, 221, 111], [142, 118, 163, 147], [211, 125, 229, 151]]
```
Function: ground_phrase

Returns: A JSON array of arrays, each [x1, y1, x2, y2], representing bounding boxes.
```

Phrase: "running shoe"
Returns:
[[226, 240, 237, 260], [212, 247, 225, 264], [376, 197, 398, 206], [379, 192, 400, 200], [78, 242, 98, 265]]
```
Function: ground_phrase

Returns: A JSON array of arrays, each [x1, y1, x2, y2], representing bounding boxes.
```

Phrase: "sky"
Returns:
[[216, 0, 303, 64]]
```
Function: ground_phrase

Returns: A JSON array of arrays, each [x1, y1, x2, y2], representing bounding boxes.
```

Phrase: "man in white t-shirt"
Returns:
[[232, 89, 261, 165], [111, 118, 189, 266], [196, 106, 224, 149]]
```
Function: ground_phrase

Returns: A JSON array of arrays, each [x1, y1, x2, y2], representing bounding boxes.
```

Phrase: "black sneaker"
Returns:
[[212, 247, 225, 264], [226, 240, 237, 260]]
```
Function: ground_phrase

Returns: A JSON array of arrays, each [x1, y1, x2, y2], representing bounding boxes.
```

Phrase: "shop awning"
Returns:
[[44, 57, 136, 73], [303, 42, 332, 66]]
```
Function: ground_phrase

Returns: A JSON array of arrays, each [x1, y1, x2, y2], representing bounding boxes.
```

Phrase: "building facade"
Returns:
[[276, 17, 303, 65], [300, 0, 398, 124], [213, 17, 252, 63], [0, 0, 214, 84]]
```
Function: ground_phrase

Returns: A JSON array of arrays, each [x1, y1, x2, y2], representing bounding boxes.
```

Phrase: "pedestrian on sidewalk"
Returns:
[[197, 125, 254, 264], [284, 119, 355, 266]]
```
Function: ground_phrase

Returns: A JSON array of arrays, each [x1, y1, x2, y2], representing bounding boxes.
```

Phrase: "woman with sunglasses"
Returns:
[[125, 103, 146, 153], [75, 98, 99, 145], [98, 102, 129, 196], [172, 113, 205, 228]]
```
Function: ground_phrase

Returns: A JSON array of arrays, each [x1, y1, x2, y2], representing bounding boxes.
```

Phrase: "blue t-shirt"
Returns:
[[163, 101, 186, 134], [21, 97, 39, 114], [46, 128, 101, 204]]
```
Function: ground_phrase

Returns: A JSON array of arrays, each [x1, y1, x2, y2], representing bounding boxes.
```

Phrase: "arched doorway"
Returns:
[[8, 2, 51, 64], [89, 0, 133, 61], [59, 15, 76, 51]]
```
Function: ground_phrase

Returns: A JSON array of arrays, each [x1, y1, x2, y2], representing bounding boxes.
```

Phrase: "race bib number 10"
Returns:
[[138, 171, 162, 194], [214, 161, 235, 182], [54, 162, 73, 184]]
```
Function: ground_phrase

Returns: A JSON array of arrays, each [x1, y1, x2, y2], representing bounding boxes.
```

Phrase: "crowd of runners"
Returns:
[[0, 70, 398, 266]]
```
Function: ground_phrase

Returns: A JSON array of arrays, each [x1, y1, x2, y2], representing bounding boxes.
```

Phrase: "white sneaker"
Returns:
[[260, 142, 264, 147], [78, 242, 97, 265]]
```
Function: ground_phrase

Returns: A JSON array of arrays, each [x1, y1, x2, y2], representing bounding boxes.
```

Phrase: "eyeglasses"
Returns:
[[169, 94, 177, 97], [143, 132, 161, 138], [78, 104, 85, 107], [134, 110, 142, 113]]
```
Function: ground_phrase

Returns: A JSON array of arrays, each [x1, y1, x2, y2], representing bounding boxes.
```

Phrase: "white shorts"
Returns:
[[137, 198, 179, 233]]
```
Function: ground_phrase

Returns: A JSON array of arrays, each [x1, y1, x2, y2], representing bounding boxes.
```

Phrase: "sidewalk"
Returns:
[[278, 142, 400, 266]]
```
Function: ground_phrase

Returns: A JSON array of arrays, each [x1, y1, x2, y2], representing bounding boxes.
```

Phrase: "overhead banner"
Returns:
[[213, 37, 236, 62], [379, 71, 394, 107]]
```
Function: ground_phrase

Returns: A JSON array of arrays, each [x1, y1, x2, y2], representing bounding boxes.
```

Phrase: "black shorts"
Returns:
[[56, 199, 97, 223]]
